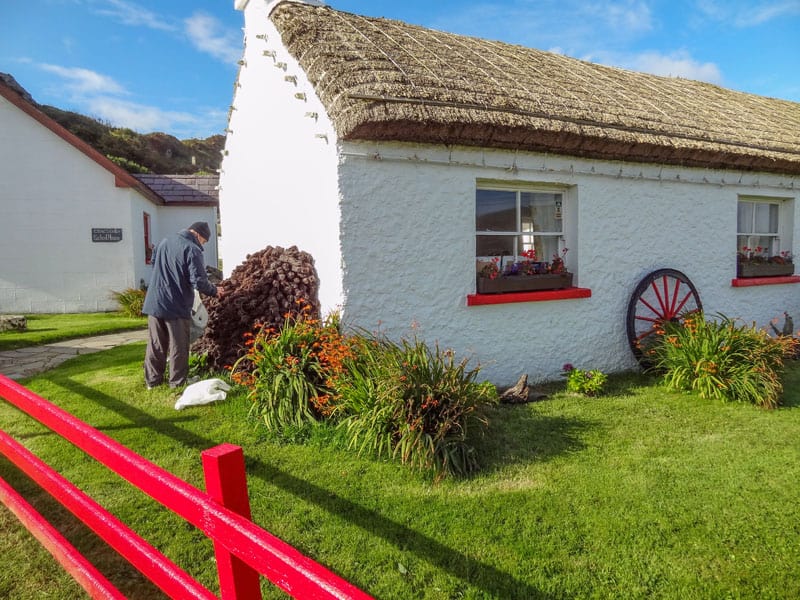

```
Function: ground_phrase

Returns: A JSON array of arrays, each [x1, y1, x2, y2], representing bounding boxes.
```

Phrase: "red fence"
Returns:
[[0, 373, 372, 600]]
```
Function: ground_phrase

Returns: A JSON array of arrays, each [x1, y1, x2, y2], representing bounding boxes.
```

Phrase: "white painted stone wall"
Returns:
[[0, 93, 218, 313], [0, 94, 144, 313], [221, 0, 342, 309], [337, 142, 799, 385]]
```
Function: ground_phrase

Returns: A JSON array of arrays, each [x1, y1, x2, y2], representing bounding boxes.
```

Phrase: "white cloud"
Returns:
[[591, 1, 654, 34], [88, 3, 241, 65], [37, 64, 127, 95], [622, 50, 723, 84], [184, 12, 242, 65], [85, 96, 198, 133], [696, 0, 800, 27], [739, 1, 800, 26], [31, 62, 222, 137], [435, 0, 654, 51], [92, 0, 176, 32]]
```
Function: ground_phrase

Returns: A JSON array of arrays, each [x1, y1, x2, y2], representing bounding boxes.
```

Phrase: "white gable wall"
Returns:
[[338, 141, 799, 385], [0, 94, 159, 313], [221, 0, 342, 310]]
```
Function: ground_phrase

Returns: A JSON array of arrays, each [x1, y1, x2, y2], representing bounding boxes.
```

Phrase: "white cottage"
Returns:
[[0, 75, 220, 314], [221, 0, 800, 385]]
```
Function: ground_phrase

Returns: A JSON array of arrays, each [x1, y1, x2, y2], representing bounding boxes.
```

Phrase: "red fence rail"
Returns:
[[0, 373, 372, 600]]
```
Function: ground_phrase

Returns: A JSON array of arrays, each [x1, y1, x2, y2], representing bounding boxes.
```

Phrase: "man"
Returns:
[[143, 221, 223, 389]]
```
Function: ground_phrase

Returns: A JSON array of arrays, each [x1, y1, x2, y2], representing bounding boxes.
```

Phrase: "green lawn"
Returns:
[[0, 344, 798, 599], [0, 313, 146, 352]]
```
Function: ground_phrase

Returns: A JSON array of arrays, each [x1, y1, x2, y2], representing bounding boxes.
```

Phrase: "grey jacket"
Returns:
[[143, 229, 217, 320]]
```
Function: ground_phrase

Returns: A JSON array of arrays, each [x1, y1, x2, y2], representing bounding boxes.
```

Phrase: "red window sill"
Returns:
[[467, 287, 592, 306], [731, 276, 800, 287]]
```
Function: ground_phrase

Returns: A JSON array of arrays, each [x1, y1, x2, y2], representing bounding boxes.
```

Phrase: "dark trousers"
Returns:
[[144, 316, 191, 388]]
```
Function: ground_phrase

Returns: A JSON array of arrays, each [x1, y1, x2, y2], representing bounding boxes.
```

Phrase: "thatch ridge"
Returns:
[[271, 3, 800, 174]]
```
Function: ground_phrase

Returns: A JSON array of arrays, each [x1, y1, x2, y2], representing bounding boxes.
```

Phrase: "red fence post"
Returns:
[[202, 444, 263, 600]]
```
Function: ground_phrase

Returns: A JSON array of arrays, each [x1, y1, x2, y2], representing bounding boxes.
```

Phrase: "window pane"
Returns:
[[754, 203, 778, 234], [741, 235, 777, 255], [736, 235, 749, 254], [737, 202, 753, 234], [476, 190, 516, 231], [521, 192, 562, 233], [521, 234, 560, 263], [476, 235, 515, 258]]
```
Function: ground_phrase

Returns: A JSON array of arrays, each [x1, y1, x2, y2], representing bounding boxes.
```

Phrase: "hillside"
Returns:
[[39, 104, 224, 175], [0, 72, 222, 175]]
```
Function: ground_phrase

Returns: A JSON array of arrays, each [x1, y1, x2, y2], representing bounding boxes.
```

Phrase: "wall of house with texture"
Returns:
[[0, 93, 149, 313], [225, 0, 799, 385], [337, 140, 800, 386]]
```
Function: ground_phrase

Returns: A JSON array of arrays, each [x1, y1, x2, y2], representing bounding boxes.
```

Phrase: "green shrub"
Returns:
[[106, 154, 150, 173], [233, 315, 497, 478], [188, 352, 211, 380], [651, 312, 795, 408], [111, 288, 146, 317], [561, 363, 607, 396], [337, 336, 497, 479], [231, 308, 353, 431]]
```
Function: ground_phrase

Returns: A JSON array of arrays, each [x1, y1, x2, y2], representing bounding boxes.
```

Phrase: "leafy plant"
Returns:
[[187, 352, 211, 380], [230, 304, 354, 431], [231, 310, 498, 478], [111, 287, 146, 317], [337, 335, 497, 479], [650, 312, 796, 408], [562, 363, 607, 396], [478, 256, 501, 279]]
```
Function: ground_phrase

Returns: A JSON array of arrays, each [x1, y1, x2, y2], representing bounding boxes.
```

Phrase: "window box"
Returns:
[[736, 262, 794, 278], [476, 272, 573, 294]]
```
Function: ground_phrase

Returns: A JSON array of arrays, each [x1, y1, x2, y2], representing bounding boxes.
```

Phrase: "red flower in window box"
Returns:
[[477, 248, 572, 293], [737, 247, 794, 278]]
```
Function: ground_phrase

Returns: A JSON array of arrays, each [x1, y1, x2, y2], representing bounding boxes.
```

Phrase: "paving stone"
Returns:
[[0, 330, 148, 380]]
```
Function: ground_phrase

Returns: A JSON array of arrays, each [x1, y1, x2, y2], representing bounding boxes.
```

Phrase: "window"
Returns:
[[143, 212, 153, 264], [737, 198, 781, 257], [476, 184, 565, 268]]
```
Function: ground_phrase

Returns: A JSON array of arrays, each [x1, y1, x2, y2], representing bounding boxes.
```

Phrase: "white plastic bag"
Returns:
[[174, 378, 231, 410], [191, 290, 208, 328], [190, 291, 208, 343]]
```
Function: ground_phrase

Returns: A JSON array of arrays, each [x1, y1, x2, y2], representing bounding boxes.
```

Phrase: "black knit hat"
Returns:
[[188, 221, 211, 240]]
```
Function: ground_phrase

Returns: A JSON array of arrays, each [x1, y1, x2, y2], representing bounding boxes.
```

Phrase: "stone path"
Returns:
[[0, 329, 148, 380]]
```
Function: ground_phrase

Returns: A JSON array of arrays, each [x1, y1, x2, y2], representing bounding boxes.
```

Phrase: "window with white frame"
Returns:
[[736, 196, 792, 259], [476, 184, 566, 271]]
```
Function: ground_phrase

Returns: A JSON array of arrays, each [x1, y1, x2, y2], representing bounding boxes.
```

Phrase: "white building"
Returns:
[[220, 0, 800, 384], [0, 75, 220, 314]]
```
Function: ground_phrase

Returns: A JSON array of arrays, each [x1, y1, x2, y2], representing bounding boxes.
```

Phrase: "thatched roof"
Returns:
[[270, 2, 800, 175]]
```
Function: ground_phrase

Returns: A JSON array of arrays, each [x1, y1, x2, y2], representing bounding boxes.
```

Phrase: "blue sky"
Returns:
[[2, 0, 799, 139]]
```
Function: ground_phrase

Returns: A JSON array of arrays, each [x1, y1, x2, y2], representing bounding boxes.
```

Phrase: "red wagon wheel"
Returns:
[[626, 269, 702, 364]]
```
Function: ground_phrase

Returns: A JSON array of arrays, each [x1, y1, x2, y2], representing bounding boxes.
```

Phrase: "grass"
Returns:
[[0, 313, 146, 351], [0, 343, 799, 599]]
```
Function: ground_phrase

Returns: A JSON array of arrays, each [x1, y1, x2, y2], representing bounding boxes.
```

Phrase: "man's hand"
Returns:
[[215, 285, 225, 298]]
